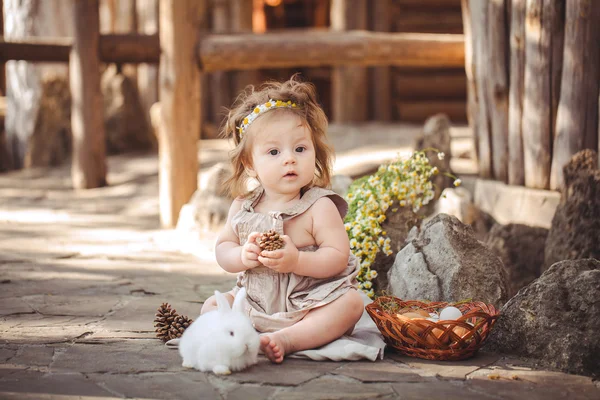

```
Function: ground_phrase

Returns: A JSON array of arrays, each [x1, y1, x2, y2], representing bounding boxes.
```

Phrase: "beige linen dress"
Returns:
[[230, 186, 359, 333]]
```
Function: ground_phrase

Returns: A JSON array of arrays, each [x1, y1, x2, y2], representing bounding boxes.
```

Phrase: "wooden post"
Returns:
[[137, 0, 159, 123], [461, 0, 479, 166], [230, 0, 259, 95], [550, 0, 599, 189], [469, 0, 492, 178], [521, 0, 563, 189], [507, 0, 526, 186], [331, 0, 368, 122], [207, 0, 232, 138], [487, 0, 509, 183], [158, 0, 204, 227], [370, 0, 391, 121], [0, 0, 5, 96], [70, 0, 107, 189]]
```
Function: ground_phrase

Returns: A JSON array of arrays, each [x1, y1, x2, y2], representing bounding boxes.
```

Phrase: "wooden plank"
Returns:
[[396, 0, 461, 8], [0, 37, 72, 62], [507, 0, 526, 186], [395, 99, 467, 123], [522, 0, 563, 189], [551, 0, 599, 189], [487, 0, 509, 183], [99, 34, 160, 63], [394, 69, 466, 99], [0, 34, 160, 64], [230, 0, 259, 95], [70, 0, 107, 189], [461, 0, 479, 165], [371, 0, 391, 121], [136, 0, 159, 126], [158, 0, 204, 227], [392, 9, 464, 34], [470, 0, 492, 178], [331, 0, 368, 122], [207, 0, 231, 137], [199, 31, 465, 72], [0, 0, 4, 95]]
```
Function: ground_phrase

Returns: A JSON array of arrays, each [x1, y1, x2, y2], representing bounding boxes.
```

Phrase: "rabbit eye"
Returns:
[[229, 331, 234, 337]]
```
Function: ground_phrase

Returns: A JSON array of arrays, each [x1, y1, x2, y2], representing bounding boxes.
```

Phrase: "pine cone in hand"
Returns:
[[257, 229, 285, 251]]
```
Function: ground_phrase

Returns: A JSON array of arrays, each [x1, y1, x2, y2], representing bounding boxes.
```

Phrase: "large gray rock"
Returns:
[[485, 259, 600, 378], [388, 213, 508, 307], [485, 223, 548, 298], [544, 150, 600, 271]]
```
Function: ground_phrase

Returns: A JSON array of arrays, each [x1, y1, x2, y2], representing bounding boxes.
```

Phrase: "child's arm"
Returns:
[[259, 197, 350, 278], [215, 199, 262, 273]]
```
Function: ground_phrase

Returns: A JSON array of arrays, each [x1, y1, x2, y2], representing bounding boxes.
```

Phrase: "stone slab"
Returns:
[[386, 351, 500, 379], [272, 375, 396, 399], [221, 357, 342, 386], [331, 360, 425, 382], [0, 369, 114, 399], [474, 179, 560, 229], [89, 371, 219, 400], [51, 340, 181, 374]]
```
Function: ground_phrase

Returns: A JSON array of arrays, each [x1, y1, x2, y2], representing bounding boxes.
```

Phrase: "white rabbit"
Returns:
[[178, 287, 260, 375]]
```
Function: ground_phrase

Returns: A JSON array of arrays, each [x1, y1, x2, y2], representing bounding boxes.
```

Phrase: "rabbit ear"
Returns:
[[232, 287, 247, 313], [214, 290, 232, 312]]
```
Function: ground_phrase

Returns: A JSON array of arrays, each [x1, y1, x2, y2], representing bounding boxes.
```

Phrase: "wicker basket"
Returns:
[[366, 297, 499, 361]]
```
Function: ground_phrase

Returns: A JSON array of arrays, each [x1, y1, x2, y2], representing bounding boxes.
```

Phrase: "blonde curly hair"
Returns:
[[220, 75, 333, 198]]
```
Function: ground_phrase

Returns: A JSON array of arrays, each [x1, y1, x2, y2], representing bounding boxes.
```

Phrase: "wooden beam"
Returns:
[[487, 0, 509, 183], [395, 99, 466, 123], [99, 34, 160, 64], [371, 0, 392, 121], [198, 31, 465, 72], [0, 34, 160, 64], [522, 0, 563, 189], [0, 37, 71, 62], [331, 0, 368, 123], [551, 0, 599, 189], [470, 0, 492, 178], [70, 0, 107, 189], [394, 69, 466, 99], [461, 0, 479, 169], [158, 0, 204, 228], [507, 0, 526, 186]]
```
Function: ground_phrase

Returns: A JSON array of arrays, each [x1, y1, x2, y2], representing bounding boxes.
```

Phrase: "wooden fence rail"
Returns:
[[0, 30, 464, 70], [0, 4, 465, 226]]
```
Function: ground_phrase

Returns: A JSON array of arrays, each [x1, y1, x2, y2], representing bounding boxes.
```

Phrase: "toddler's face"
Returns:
[[247, 112, 316, 197]]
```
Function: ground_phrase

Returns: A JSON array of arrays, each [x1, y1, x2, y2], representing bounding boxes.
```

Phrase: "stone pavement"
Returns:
[[1, 133, 599, 399]]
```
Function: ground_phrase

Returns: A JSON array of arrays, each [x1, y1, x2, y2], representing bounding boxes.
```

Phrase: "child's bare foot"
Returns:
[[259, 333, 290, 364]]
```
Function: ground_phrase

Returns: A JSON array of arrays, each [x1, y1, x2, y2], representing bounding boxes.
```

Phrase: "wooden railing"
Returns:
[[0, 0, 465, 227]]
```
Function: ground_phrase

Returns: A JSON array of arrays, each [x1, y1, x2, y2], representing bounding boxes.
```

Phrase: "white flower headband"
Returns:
[[237, 99, 298, 138]]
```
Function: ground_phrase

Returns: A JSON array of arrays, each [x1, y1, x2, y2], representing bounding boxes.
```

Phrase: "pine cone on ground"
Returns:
[[154, 303, 178, 342], [258, 229, 285, 251], [168, 314, 194, 340]]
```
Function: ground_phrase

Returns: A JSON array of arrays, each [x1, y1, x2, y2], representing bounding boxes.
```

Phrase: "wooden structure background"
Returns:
[[0, 0, 464, 227], [463, 0, 600, 190]]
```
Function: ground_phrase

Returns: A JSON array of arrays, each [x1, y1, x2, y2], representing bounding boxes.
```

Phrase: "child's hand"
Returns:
[[258, 235, 298, 273], [241, 232, 262, 269]]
